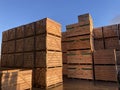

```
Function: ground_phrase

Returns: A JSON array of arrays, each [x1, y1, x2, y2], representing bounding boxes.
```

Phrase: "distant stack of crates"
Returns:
[[93, 24, 120, 81], [65, 13, 94, 80], [1, 18, 63, 89]]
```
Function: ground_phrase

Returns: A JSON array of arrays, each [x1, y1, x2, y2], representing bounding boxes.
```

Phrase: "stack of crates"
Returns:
[[66, 13, 94, 80], [1, 18, 63, 89]]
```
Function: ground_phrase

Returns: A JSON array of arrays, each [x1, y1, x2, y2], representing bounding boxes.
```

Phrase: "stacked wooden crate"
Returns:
[[62, 32, 68, 75], [1, 18, 63, 89], [94, 24, 120, 50], [0, 68, 32, 90], [66, 13, 94, 80], [94, 49, 120, 81]]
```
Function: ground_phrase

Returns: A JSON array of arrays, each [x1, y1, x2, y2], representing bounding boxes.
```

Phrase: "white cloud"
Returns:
[[110, 15, 120, 24]]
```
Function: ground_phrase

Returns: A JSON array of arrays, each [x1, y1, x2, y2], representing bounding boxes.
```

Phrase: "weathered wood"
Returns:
[[93, 27, 103, 39], [16, 39, 24, 52], [95, 65, 117, 81], [63, 64, 67, 75], [8, 41, 15, 53], [33, 67, 62, 88], [94, 49, 116, 64], [67, 50, 92, 64], [2, 31, 8, 42], [68, 65, 93, 79], [62, 52, 67, 64], [94, 39, 104, 50], [62, 42, 67, 52], [8, 29, 15, 40], [1, 42, 8, 54], [16, 26, 24, 39]]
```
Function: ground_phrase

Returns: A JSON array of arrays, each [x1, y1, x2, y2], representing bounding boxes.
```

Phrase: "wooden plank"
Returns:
[[1, 54, 8, 67], [15, 53, 23, 67], [62, 32, 67, 42], [24, 37, 34, 52], [94, 39, 104, 50], [68, 65, 93, 79], [95, 65, 117, 81], [62, 42, 67, 52], [67, 50, 92, 64], [93, 27, 103, 39], [1, 42, 8, 54], [94, 49, 116, 64], [62, 52, 67, 64], [103, 24, 118, 38], [8, 29, 15, 40], [67, 35, 92, 50], [8, 40, 15, 53], [2, 31, 8, 42], [63, 64, 68, 75], [35, 51, 62, 68], [16, 26, 24, 39], [16, 39, 24, 52], [24, 23, 35, 37], [105, 37, 120, 50], [7, 54, 15, 67], [33, 67, 62, 88]]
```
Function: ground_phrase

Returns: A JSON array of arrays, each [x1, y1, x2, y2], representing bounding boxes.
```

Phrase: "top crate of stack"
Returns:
[[66, 13, 93, 37]]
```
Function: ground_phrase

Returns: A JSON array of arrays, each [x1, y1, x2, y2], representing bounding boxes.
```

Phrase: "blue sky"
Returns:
[[0, 0, 120, 43]]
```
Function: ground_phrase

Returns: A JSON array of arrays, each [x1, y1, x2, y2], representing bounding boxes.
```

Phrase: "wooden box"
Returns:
[[94, 39, 104, 50], [8, 41, 15, 53], [36, 34, 61, 51], [94, 49, 116, 64], [95, 65, 117, 81], [62, 32, 67, 42], [1, 42, 8, 54], [24, 37, 34, 52], [8, 29, 15, 40], [15, 53, 23, 67], [24, 23, 35, 37], [23, 52, 34, 68], [93, 27, 103, 39], [67, 35, 93, 50], [68, 65, 93, 79], [66, 24, 92, 37], [2, 31, 8, 42], [36, 18, 61, 36], [16, 39, 24, 52], [67, 50, 92, 64], [35, 51, 62, 68], [33, 67, 63, 88], [62, 52, 67, 64], [103, 25, 118, 38], [0, 69, 32, 90], [63, 64, 68, 75], [16, 26, 24, 39], [1, 54, 8, 67], [62, 42, 67, 52], [7, 54, 15, 67], [105, 37, 120, 50]]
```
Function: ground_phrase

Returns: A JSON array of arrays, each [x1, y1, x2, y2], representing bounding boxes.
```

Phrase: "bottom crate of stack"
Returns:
[[0, 69, 32, 90], [67, 65, 93, 80], [32, 67, 63, 89], [95, 65, 118, 82]]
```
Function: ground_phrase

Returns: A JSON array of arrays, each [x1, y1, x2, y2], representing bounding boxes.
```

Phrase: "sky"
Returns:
[[0, 0, 120, 43]]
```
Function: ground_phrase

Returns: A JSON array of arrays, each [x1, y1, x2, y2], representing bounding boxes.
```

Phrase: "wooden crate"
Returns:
[[62, 52, 67, 64], [105, 37, 120, 50], [1, 54, 8, 67], [8, 41, 15, 53], [8, 29, 15, 40], [93, 27, 103, 39], [67, 35, 93, 50], [2, 30, 8, 42], [24, 23, 35, 37], [63, 64, 67, 75], [95, 65, 117, 81], [62, 32, 67, 42], [24, 37, 34, 52], [94, 39, 104, 50], [94, 49, 116, 64], [36, 34, 61, 51], [33, 67, 62, 88], [15, 53, 23, 67], [1, 42, 8, 54], [0, 69, 32, 90], [23, 52, 34, 68], [116, 51, 120, 65], [7, 54, 15, 67], [68, 65, 93, 79], [62, 42, 67, 52], [66, 24, 92, 37], [35, 51, 62, 68], [103, 25, 118, 38], [16, 39, 24, 52], [16, 26, 24, 39], [36, 18, 61, 36], [67, 50, 92, 64]]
